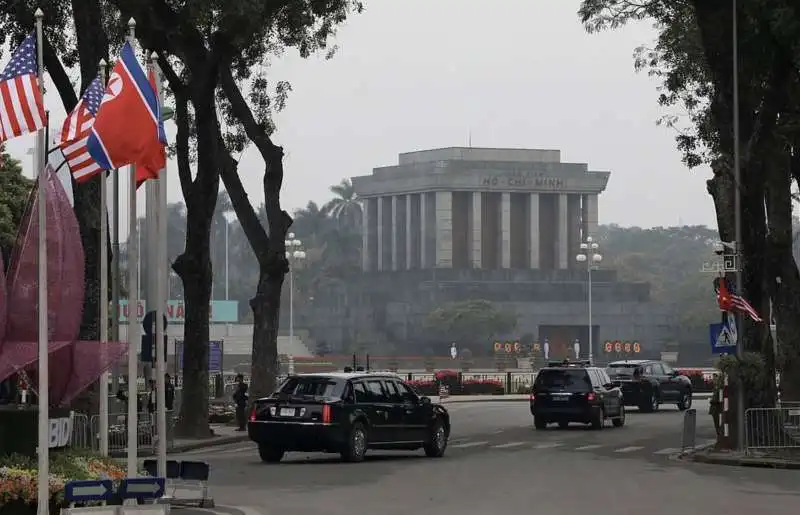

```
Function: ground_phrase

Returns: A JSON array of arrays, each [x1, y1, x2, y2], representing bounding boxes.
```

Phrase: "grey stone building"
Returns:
[[306, 147, 674, 359]]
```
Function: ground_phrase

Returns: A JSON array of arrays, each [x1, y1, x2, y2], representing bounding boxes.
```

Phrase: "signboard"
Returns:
[[602, 341, 642, 354], [119, 300, 238, 323], [64, 479, 113, 502], [480, 174, 566, 190], [709, 312, 737, 355], [117, 477, 166, 500], [49, 412, 74, 448], [176, 340, 223, 373]]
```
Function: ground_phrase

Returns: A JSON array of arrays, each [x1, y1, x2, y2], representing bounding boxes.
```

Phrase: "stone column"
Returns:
[[391, 195, 399, 270], [529, 193, 540, 269], [585, 193, 599, 238], [557, 193, 568, 269], [471, 192, 482, 268], [362, 197, 371, 271], [420, 193, 428, 268], [500, 192, 511, 268], [405, 194, 413, 269], [435, 191, 453, 267], [376, 196, 385, 271]]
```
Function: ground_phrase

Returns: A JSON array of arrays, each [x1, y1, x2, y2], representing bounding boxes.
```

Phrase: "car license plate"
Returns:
[[279, 408, 295, 417], [552, 396, 569, 402]]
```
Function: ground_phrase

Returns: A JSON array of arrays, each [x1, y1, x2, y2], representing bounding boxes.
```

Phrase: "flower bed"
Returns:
[[406, 378, 506, 396], [676, 368, 718, 393], [0, 451, 130, 513]]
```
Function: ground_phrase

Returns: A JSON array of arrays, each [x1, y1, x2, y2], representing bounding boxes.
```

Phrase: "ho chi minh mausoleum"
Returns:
[[305, 147, 674, 359]]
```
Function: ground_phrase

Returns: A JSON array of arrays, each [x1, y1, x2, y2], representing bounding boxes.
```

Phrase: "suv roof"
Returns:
[[607, 360, 654, 366], [293, 372, 404, 381], [543, 359, 594, 369]]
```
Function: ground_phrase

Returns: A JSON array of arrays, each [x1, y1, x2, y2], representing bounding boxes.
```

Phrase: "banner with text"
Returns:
[[119, 300, 238, 324]]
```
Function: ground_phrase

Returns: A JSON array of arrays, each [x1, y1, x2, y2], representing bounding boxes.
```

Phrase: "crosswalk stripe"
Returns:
[[533, 442, 562, 449], [614, 446, 644, 453], [653, 448, 680, 455], [452, 441, 489, 449], [574, 444, 603, 451], [492, 442, 526, 449]]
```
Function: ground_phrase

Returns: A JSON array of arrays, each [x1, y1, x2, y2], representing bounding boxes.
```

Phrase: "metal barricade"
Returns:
[[70, 412, 92, 450], [681, 408, 697, 452], [90, 410, 176, 453], [744, 406, 800, 457]]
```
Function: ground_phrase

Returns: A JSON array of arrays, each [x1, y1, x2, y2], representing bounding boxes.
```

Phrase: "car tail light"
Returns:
[[586, 392, 596, 401], [529, 393, 535, 401], [322, 404, 332, 424], [249, 406, 257, 422]]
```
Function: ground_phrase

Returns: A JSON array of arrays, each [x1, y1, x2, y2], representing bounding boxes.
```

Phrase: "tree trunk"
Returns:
[[172, 70, 220, 438], [249, 261, 284, 402], [765, 148, 800, 403]]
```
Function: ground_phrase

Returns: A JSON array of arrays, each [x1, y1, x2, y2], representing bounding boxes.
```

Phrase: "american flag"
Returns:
[[0, 33, 46, 143], [59, 75, 105, 182], [715, 277, 763, 322], [730, 294, 763, 322]]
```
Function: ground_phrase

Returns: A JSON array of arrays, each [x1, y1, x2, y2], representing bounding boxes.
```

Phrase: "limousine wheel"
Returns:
[[424, 419, 448, 458], [258, 444, 285, 463], [341, 422, 368, 462]]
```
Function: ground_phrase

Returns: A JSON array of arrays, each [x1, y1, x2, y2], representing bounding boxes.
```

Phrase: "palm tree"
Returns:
[[291, 201, 332, 245], [324, 179, 362, 232]]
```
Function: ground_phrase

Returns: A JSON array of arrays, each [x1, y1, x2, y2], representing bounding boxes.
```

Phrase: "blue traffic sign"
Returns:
[[709, 312, 737, 355], [64, 479, 113, 502], [118, 477, 165, 500]]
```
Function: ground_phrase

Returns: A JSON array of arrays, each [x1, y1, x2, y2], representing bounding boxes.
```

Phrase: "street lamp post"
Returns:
[[576, 236, 603, 364], [285, 233, 306, 374]]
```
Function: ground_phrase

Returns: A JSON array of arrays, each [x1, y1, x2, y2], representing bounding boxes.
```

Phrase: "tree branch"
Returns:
[[217, 136, 270, 258]]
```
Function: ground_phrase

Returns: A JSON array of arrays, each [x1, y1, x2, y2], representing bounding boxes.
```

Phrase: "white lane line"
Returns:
[[653, 447, 681, 455], [492, 441, 527, 449], [614, 446, 645, 453], [574, 444, 603, 451], [533, 442, 563, 449], [452, 441, 489, 449]]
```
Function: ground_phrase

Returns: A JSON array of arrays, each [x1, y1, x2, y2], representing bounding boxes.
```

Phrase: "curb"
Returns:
[[110, 434, 250, 458], [691, 452, 800, 469]]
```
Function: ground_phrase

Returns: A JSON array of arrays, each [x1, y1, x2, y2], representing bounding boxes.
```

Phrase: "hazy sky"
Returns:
[[8, 0, 718, 232]]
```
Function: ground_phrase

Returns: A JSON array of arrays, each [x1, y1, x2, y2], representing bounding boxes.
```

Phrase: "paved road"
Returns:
[[172, 446, 800, 515], [164, 398, 730, 510]]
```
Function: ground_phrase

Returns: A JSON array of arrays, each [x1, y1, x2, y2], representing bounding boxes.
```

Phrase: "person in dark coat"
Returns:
[[233, 374, 249, 431], [164, 374, 175, 412]]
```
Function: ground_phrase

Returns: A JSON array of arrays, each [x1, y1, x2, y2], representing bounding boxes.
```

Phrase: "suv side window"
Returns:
[[586, 370, 598, 387], [651, 363, 665, 375], [342, 382, 355, 404], [352, 381, 368, 403], [382, 380, 404, 404], [642, 365, 653, 376], [365, 380, 389, 403], [661, 363, 674, 376], [597, 369, 611, 385], [394, 381, 419, 404]]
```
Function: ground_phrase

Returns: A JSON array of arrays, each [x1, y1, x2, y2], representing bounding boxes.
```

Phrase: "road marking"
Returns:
[[653, 447, 681, 455], [492, 442, 526, 449], [574, 444, 603, 451], [533, 442, 562, 449], [614, 446, 644, 453], [452, 441, 489, 449]]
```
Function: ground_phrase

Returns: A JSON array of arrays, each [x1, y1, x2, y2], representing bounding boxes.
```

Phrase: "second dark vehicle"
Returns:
[[530, 360, 625, 430], [606, 360, 693, 412], [248, 372, 450, 463]]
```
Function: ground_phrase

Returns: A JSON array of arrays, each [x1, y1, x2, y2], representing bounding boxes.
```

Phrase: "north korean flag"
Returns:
[[87, 42, 166, 179]]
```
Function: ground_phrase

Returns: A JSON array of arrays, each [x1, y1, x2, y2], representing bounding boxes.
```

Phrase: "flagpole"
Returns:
[[98, 58, 110, 456], [34, 9, 50, 515], [150, 51, 169, 481], [125, 16, 140, 478]]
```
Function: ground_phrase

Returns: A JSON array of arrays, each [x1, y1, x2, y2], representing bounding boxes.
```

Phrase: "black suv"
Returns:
[[607, 360, 693, 412], [248, 372, 450, 463], [530, 360, 625, 430]]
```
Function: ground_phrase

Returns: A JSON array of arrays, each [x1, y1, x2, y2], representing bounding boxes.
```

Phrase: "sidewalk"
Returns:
[[691, 448, 800, 469]]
